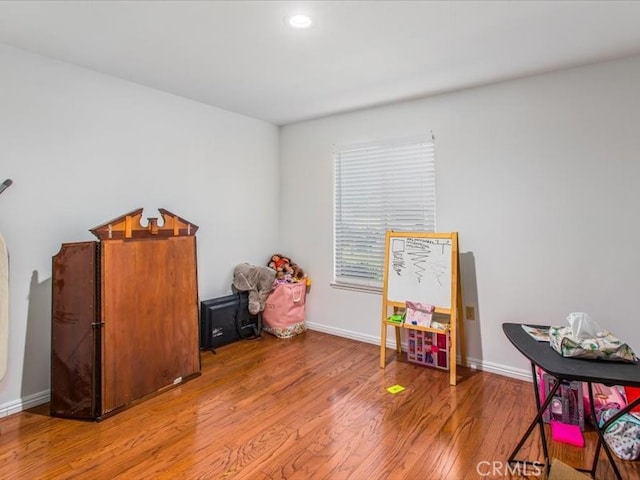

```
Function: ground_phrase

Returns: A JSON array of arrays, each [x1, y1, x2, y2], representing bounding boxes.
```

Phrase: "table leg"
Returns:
[[508, 363, 558, 473]]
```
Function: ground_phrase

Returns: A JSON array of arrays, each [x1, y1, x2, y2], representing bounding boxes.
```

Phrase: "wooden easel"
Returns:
[[379, 231, 466, 385]]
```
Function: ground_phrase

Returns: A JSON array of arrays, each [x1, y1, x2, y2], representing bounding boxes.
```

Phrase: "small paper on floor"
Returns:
[[386, 384, 405, 394]]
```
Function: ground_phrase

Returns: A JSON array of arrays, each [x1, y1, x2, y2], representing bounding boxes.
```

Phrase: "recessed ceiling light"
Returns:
[[287, 14, 313, 29]]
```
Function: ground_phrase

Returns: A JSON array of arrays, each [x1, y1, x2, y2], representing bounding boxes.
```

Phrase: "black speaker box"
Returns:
[[199, 291, 261, 351]]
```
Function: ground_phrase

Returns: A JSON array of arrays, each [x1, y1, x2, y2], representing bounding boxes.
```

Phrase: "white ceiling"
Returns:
[[1, 1, 640, 126]]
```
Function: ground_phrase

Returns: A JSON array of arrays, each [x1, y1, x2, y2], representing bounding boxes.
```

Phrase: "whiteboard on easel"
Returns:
[[385, 234, 453, 309]]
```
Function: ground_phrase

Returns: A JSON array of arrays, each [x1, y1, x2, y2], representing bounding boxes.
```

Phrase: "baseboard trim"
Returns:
[[305, 322, 532, 383], [0, 389, 50, 419]]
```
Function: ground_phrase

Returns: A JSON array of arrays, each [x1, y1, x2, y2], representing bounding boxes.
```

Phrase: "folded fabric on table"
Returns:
[[549, 313, 636, 362]]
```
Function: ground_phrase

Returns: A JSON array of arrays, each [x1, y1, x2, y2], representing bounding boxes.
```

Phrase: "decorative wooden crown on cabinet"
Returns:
[[89, 207, 199, 240]]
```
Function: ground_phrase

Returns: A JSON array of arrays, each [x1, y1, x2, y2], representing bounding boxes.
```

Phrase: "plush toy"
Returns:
[[268, 254, 292, 273], [267, 254, 308, 284], [291, 263, 306, 282], [232, 263, 276, 314], [267, 254, 280, 270]]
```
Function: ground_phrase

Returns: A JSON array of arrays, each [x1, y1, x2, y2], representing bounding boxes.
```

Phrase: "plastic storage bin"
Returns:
[[407, 329, 449, 370]]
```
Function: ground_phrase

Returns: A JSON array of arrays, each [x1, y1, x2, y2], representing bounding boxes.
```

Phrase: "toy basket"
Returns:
[[262, 282, 306, 338]]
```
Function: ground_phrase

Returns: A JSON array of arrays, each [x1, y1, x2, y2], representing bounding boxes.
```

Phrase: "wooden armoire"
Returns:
[[51, 208, 201, 420]]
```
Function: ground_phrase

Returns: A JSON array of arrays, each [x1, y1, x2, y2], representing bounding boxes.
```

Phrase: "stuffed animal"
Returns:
[[232, 263, 276, 314], [291, 263, 306, 282], [267, 254, 308, 284], [275, 270, 287, 284], [268, 254, 292, 273], [267, 254, 280, 270]]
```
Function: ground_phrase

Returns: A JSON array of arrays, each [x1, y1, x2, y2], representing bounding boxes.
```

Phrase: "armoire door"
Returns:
[[100, 236, 199, 414], [51, 241, 99, 419]]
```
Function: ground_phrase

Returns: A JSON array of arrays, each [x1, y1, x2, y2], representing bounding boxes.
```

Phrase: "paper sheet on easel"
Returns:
[[405, 301, 435, 327]]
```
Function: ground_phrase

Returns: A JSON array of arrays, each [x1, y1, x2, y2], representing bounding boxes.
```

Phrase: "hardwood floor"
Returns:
[[1, 330, 638, 479]]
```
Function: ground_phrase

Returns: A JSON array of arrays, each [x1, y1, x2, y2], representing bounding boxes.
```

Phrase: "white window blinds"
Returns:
[[333, 134, 436, 289]]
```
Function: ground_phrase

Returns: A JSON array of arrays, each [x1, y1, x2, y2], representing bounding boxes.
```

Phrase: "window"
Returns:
[[333, 134, 436, 290]]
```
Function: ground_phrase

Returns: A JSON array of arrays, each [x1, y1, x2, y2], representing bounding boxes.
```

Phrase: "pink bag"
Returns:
[[583, 383, 626, 417], [262, 282, 306, 338]]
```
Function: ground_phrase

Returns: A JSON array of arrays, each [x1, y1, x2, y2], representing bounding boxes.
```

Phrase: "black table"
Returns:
[[503, 322, 640, 479]]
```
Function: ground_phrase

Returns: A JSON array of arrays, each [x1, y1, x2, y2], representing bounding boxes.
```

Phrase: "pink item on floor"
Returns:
[[551, 420, 585, 447]]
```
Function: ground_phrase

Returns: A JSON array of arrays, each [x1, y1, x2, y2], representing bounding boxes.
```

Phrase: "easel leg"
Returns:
[[449, 262, 465, 386], [449, 319, 457, 386], [380, 320, 387, 368], [456, 280, 466, 367], [394, 326, 402, 355]]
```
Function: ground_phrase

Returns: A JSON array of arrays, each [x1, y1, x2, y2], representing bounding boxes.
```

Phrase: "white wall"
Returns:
[[280, 55, 640, 380], [0, 44, 280, 414]]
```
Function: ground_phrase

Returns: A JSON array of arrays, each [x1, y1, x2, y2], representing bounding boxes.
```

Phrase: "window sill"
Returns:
[[330, 281, 382, 295]]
